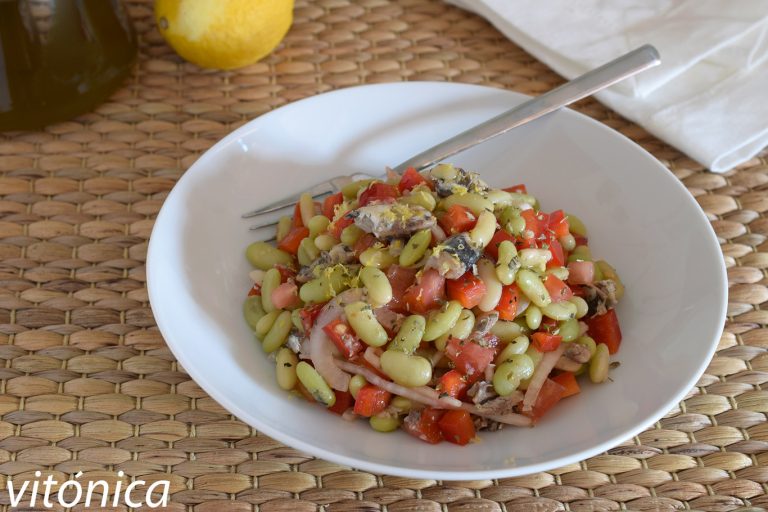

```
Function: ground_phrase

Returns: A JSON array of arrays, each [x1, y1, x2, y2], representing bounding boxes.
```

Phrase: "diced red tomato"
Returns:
[[495, 284, 521, 321], [323, 318, 364, 359], [328, 390, 353, 415], [438, 205, 476, 235], [437, 369, 469, 399], [359, 182, 399, 207], [299, 303, 326, 332], [574, 235, 589, 246], [526, 378, 566, 422], [446, 337, 495, 378], [292, 202, 304, 227], [271, 282, 301, 309], [403, 268, 445, 314], [322, 192, 343, 219], [503, 184, 527, 194], [353, 233, 377, 257], [438, 409, 476, 446], [532, 332, 563, 352], [485, 229, 516, 260], [585, 308, 622, 354], [398, 167, 430, 193], [567, 261, 595, 285], [543, 274, 573, 303], [521, 209, 549, 240], [551, 372, 580, 398], [385, 265, 418, 313], [247, 284, 261, 297], [277, 226, 309, 255], [353, 385, 391, 417], [548, 210, 570, 238], [547, 238, 565, 268], [329, 214, 354, 239], [446, 272, 486, 309], [403, 407, 443, 444], [275, 264, 297, 283], [516, 237, 537, 250]]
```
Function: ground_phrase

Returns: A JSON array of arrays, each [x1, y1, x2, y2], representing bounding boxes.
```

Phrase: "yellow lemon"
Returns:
[[155, 0, 293, 70]]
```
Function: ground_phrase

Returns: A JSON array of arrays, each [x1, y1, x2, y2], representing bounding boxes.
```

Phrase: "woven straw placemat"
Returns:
[[1, 1, 766, 510]]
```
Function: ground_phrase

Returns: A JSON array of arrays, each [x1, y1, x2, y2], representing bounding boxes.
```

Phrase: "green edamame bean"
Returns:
[[262, 310, 292, 353], [390, 315, 426, 353], [567, 245, 592, 263], [380, 350, 432, 387], [430, 163, 458, 180], [400, 187, 436, 211], [291, 308, 304, 333], [493, 354, 534, 396], [559, 233, 576, 251], [566, 213, 587, 236], [495, 240, 520, 285], [592, 261, 605, 281], [299, 266, 350, 303], [490, 320, 525, 342], [542, 301, 577, 321], [255, 310, 279, 340], [590, 343, 610, 383], [545, 266, 569, 281], [571, 296, 589, 319], [399, 229, 432, 267], [575, 335, 597, 358], [423, 300, 463, 341], [308, 215, 331, 237], [246, 242, 293, 271], [359, 267, 393, 306], [314, 234, 338, 252], [359, 246, 396, 268], [276, 216, 292, 242], [275, 348, 298, 390], [299, 192, 317, 227], [261, 268, 281, 313], [342, 179, 375, 199], [435, 308, 475, 351], [340, 224, 364, 246], [518, 346, 543, 390], [469, 210, 497, 248], [391, 396, 412, 413], [518, 248, 552, 271], [349, 374, 367, 398], [370, 413, 401, 432], [296, 361, 336, 407], [442, 193, 493, 216], [495, 335, 530, 364], [345, 301, 388, 347], [506, 215, 527, 236], [299, 237, 320, 261], [558, 318, 580, 342], [525, 305, 542, 330], [243, 296, 265, 331], [516, 269, 551, 308]]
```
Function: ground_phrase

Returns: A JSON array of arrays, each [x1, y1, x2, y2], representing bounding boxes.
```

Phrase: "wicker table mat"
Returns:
[[0, 0, 766, 510]]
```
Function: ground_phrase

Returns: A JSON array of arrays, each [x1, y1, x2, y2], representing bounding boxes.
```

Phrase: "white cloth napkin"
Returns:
[[447, 0, 768, 172]]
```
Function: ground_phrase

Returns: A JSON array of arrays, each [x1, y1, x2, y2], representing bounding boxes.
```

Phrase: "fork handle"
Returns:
[[392, 44, 660, 173]]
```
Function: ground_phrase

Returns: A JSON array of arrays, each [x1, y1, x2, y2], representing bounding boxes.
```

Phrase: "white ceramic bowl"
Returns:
[[147, 82, 727, 480]]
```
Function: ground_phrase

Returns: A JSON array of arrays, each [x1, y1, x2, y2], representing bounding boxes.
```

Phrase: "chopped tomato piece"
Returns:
[[385, 265, 418, 313], [543, 274, 573, 303], [277, 226, 309, 255], [328, 390, 353, 415], [437, 369, 469, 399], [247, 284, 261, 297], [438, 409, 476, 445], [503, 184, 527, 194], [359, 182, 399, 206], [353, 385, 391, 417], [548, 210, 569, 238], [485, 229, 516, 260], [446, 272, 486, 309], [438, 205, 476, 235], [398, 167, 430, 193], [403, 407, 443, 444], [271, 282, 301, 309], [322, 192, 344, 219], [299, 303, 326, 332], [526, 378, 566, 422], [521, 209, 549, 240], [446, 337, 495, 378], [323, 318, 364, 359], [495, 284, 521, 321], [516, 237, 537, 250], [532, 332, 563, 352], [567, 261, 595, 285], [402, 268, 445, 314], [329, 214, 354, 239], [275, 264, 297, 283], [551, 372, 580, 398], [574, 235, 589, 247], [585, 308, 622, 354], [547, 238, 565, 268], [353, 232, 377, 257]]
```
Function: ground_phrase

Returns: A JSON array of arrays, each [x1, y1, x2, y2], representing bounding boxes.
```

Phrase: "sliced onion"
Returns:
[[385, 166, 400, 181], [430, 223, 447, 243], [513, 296, 530, 319], [522, 344, 566, 412], [363, 346, 382, 369]]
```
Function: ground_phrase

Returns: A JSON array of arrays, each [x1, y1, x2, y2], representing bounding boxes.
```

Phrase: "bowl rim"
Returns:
[[147, 81, 727, 479]]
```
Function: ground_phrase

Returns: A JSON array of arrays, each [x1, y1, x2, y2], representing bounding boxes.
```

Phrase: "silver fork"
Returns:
[[243, 44, 660, 234]]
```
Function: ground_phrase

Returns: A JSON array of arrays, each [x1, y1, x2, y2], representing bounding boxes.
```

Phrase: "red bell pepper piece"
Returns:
[[323, 318, 364, 359], [403, 407, 444, 444], [438, 409, 476, 445], [446, 271, 487, 309], [503, 184, 527, 194], [353, 385, 391, 417], [277, 226, 309, 255], [438, 205, 476, 235], [437, 369, 469, 399], [322, 192, 344, 220], [328, 390, 353, 415], [551, 372, 581, 398], [532, 332, 563, 352], [398, 167, 430, 193], [585, 308, 622, 354], [495, 284, 521, 321], [359, 182, 399, 206]]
